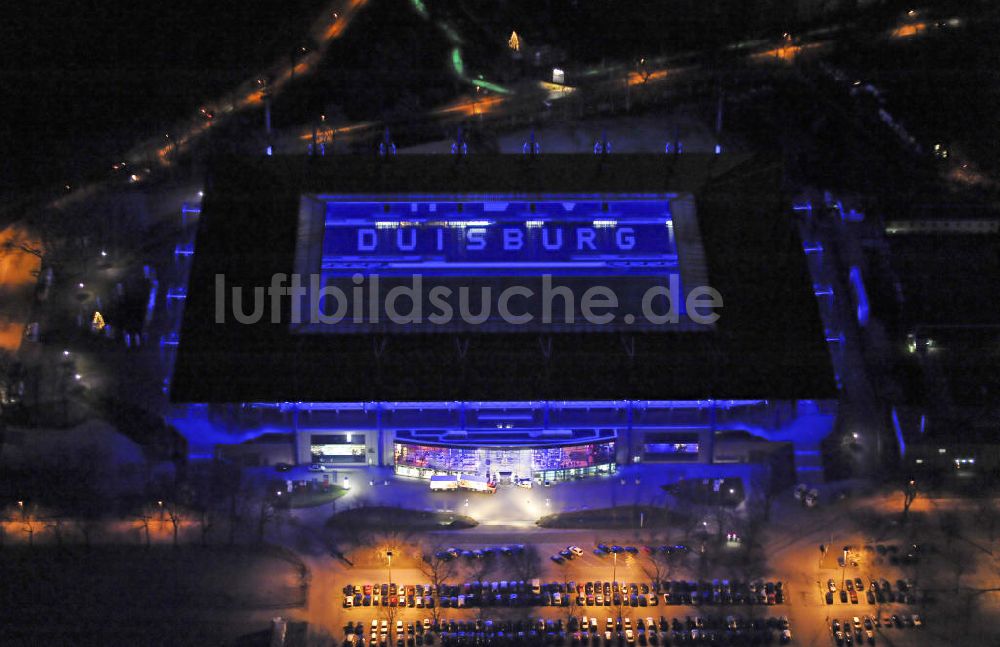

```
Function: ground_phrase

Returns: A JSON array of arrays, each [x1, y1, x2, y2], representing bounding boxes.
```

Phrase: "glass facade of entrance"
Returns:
[[311, 433, 367, 464], [393, 441, 616, 482]]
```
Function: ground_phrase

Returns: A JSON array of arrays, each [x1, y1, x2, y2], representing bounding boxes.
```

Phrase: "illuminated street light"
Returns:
[[387, 550, 393, 586], [63, 350, 69, 356]]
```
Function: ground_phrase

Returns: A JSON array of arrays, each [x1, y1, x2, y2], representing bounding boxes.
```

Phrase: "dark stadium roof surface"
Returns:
[[171, 154, 837, 403]]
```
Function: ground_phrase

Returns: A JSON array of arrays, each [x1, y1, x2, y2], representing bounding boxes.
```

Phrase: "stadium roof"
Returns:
[[171, 154, 837, 403]]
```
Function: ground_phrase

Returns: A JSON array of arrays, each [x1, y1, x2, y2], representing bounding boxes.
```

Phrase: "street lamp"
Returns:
[[612, 551, 618, 584], [386, 550, 393, 587]]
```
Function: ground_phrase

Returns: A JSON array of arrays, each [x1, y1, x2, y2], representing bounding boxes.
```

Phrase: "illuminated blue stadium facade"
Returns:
[[168, 155, 841, 483]]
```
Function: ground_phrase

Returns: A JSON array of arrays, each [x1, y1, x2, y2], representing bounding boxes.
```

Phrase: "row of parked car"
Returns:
[[550, 545, 586, 563], [434, 545, 526, 561], [345, 615, 793, 647], [830, 613, 923, 646], [657, 579, 784, 606], [342, 579, 785, 610], [824, 577, 917, 606]]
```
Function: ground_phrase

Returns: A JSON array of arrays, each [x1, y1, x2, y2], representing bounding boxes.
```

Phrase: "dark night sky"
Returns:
[[0, 1, 328, 200]]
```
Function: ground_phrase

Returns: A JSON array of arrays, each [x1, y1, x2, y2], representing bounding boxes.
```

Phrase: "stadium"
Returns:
[[169, 153, 840, 487]]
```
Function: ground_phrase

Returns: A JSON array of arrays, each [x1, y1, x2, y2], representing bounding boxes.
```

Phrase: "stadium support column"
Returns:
[[292, 406, 309, 465], [703, 400, 717, 464], [625, 401, 636, 464], [376, 402, 385, 466]]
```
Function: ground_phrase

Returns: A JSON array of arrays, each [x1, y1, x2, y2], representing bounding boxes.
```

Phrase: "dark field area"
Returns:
[[0, 545, 305, 646], [537, 505, 676, 529], [328, 506, 478, 531]]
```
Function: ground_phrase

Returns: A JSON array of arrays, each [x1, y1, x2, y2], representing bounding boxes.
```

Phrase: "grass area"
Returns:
[[0, 545, 305, 645], [537, 505, 677, 529], [280, 485, 347, 509], [328, 506, 477, 530]]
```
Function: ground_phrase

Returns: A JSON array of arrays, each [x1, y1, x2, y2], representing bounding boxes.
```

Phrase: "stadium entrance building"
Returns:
[[169, 155, 841, 484]]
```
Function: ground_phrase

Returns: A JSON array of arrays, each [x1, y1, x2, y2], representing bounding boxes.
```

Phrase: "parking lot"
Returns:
[[340, 613, 794, 646], [303, 524, 945, 647]]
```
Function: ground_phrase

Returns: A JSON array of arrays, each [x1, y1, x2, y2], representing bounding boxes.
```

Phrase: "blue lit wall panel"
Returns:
[[319, 198, 677, 275], [291, 193, 711, 334]]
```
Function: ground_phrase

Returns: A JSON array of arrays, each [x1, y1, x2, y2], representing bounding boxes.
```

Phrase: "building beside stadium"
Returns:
[[168, 154, 841, 485]]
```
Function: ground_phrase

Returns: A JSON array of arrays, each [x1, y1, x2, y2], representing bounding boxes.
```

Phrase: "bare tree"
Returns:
[[733, 516, 769, 585], [469, 552, 494, 583], [640, 537, 669, 591], [378, 596, 400, 638], [564, 582, 582, 627], [901, 479, 918, 522], [73, 503, 103, 550], [165, 501, 185, 547], [46, 516, 67, 548], [974, 499, 999, 549], [749, 466, 777, 523], [0, 504, 9, 549], [211, 462, 244, 545], [419, 545, 458, 623], [17, 501, 41, 548], [253, 492, 277, 544], [509, 545, 542, 582], [0, 226, 43, 262], [194, 504, 215, 546], [134, 504, 155, 548]]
